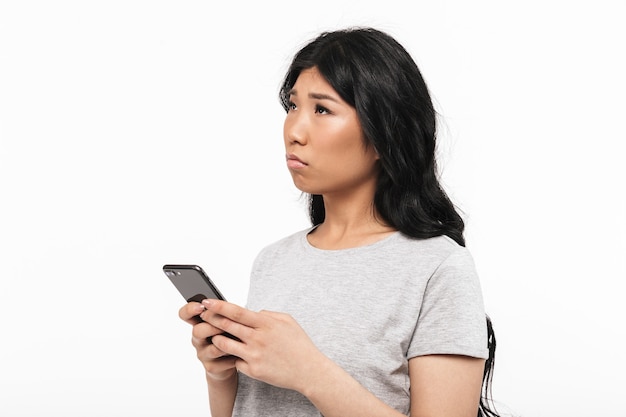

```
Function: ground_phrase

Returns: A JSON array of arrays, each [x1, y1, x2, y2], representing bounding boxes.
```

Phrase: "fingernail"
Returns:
[[193, 304, 206, 314], [202, 299, 213, 308]]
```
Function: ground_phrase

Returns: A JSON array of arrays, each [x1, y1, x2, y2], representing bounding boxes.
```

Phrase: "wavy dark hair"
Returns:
[[279, 27, 500, 417], [280, 27, 465, 246]]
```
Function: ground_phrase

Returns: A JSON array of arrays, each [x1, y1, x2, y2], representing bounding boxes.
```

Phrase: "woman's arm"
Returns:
[[299, 356, 407, 417], [203, 299, 485, 417], [179, 302, 238, 417], [408, 355, 485, 417], [205, 300, 406, 417], [294, 354, 484, 417], [205, 369, 238, 417]]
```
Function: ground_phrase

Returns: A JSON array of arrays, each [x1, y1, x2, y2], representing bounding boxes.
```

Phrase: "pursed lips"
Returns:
[[286, 153, 308, 169]]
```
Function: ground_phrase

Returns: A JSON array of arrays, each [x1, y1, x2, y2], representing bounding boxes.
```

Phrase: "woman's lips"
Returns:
[[286, 154, 307, 169]]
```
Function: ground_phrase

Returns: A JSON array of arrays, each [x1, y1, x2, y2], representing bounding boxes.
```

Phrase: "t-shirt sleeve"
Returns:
[[407, 246, 489, 359]]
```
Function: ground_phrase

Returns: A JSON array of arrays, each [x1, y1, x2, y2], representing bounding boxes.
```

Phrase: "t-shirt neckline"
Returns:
[[301, 226, 402, 254]]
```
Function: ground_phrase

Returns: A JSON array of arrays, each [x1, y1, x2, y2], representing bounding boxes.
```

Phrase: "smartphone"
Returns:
[[163, 264, 239, 343], [162, 264, 227, 303]]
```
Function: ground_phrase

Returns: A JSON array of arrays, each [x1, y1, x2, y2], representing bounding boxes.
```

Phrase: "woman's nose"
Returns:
[[284, 113, 308, 146]]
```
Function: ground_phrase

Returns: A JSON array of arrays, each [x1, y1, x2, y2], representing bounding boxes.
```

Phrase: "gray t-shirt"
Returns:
[[232, 228, 488, 416]]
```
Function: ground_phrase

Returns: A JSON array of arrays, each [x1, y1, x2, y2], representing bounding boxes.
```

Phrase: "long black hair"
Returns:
[[279, 27, 465, 246], [279, 27, 500, 417]]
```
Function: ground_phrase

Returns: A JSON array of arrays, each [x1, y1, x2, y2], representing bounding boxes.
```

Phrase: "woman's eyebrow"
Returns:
[[288, 89, 339, 103], [309, 92, 339, 102]]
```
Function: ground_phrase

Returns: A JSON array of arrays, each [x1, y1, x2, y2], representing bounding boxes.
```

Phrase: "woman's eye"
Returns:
[[287, 101, 297, 111], [315, 105, 330, 114]]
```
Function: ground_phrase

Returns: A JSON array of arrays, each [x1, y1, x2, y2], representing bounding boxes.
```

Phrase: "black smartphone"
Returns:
[[162, 264, 227, 303], [163, 264, 239, 343]]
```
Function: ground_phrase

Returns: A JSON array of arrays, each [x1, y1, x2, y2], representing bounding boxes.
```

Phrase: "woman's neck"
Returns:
[[307, 198, 396, 250]]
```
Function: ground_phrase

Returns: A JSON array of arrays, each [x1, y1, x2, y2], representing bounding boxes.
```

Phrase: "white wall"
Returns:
[[1, 1, 624, 416]]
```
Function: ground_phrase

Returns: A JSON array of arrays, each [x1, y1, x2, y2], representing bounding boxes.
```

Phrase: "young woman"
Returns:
[[179, 27, 499, 417]]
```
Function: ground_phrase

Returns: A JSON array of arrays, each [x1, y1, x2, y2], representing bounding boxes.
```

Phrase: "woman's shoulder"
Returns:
[[251, 227, 313, 267], [379, 233, 476, 278], [392, 232, 469, 257], [264, 227, 313, 251]]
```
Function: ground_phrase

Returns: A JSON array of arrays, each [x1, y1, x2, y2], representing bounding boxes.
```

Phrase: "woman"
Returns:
[[179, 27, 499, 417]]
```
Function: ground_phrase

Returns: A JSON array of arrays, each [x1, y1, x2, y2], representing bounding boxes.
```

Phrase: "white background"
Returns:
[[1, 1, 624, 416]]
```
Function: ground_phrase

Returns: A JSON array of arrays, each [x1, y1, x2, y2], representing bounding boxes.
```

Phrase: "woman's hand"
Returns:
[[178, 302, 238, 381], [200, 299, 327, 394]]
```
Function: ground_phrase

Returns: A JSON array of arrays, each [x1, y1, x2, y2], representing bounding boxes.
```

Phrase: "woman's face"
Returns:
[[283, 67, 379, 198]]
